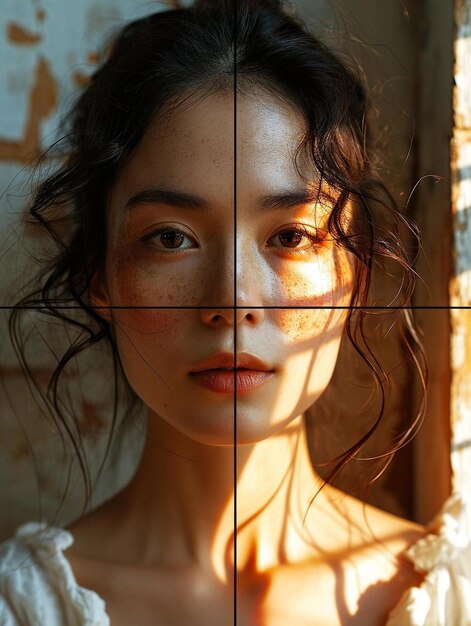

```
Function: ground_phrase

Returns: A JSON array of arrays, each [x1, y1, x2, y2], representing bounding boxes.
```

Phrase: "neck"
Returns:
[[113, 409, 328, 582]]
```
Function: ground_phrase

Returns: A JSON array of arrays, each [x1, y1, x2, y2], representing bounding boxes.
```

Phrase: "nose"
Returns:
[[199, 239, 265, 326], [199, 307, 264, 327]]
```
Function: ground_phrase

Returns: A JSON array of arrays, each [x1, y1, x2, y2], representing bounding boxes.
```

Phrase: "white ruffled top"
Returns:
[[0, 493, 470, 625], [386, 492, 471, 625], [0, 523, 108, 625]]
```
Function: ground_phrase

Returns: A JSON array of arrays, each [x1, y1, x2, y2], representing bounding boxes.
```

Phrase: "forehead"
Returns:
[[110, 86, 319, 212]]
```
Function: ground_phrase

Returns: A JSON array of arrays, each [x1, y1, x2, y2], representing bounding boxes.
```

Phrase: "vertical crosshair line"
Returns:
[[232, 1, 238, 626]]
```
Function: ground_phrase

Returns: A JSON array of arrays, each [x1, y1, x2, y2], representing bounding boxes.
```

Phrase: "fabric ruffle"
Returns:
[[386, 492, 471, 626], [1, 522, 109, 625]]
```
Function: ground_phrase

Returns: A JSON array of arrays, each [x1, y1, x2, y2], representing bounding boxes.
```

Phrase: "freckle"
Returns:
[[276, 309, 328, 342]]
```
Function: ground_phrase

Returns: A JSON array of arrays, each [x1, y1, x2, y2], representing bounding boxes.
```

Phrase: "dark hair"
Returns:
[[9, 0, 426, 513]]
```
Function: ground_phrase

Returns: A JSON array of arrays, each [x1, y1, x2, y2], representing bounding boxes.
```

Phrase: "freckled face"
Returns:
[[97, 88, 354, 445]]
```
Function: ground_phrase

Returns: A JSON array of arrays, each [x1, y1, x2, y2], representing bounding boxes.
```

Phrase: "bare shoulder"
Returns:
[[347, 490, 428, 558], [315, 487, 428, 623], [320, 483, 427, 547], [351, 499, 427, 617]]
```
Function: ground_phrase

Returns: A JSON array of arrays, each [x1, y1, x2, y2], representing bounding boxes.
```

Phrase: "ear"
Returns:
[[88, 271, 112, 322]]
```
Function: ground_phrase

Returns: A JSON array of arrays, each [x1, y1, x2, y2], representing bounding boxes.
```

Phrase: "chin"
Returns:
[[180, 411, 296, 447]]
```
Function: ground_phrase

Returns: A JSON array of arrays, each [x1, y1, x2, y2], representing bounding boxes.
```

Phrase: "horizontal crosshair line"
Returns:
[[1, 305, 470, 311]]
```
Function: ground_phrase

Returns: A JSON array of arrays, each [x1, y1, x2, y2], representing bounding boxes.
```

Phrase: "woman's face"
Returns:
[[94, 87, 354, 445]]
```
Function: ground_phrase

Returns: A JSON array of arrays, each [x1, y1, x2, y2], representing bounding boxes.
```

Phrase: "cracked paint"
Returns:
[[6, 21, 42, 45], [0, 57, 57, 162]]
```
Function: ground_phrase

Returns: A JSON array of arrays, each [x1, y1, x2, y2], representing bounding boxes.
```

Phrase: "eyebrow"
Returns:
[[125, 188, 209, 212], [124, 186, 335, 214], [257, 189, 334, 211]]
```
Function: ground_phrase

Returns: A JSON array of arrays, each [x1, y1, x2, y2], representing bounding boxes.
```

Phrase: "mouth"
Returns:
[[189, 352, 275, 394], [189, 352, 274, 373], [189, 368, 274, 394], [204, 366, 260, 371]]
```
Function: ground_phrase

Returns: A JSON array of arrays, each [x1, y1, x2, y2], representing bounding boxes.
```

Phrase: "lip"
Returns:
[[189, 352, 274, 373], [189, 352, 275, 394], [189, 370, 274, 394]]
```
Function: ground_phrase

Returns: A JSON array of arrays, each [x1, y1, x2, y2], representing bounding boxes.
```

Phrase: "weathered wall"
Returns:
[[451, 0, 471, 534], [407, 0, 455, 524]]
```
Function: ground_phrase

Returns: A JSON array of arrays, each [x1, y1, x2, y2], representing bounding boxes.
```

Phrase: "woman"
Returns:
[[1, 1, 470, 624]]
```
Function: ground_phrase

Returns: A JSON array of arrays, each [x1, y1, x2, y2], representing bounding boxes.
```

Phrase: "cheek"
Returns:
[[110, 310, 193, 407], [275, 307, 342, 343], [270, 308, 346, 417], [110, 251, 203, 307], [111, 308, 183, 336], [271, 248, 354, 307]]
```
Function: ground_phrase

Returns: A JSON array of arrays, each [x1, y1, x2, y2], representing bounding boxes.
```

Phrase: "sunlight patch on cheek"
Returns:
[[275, 307, 342, 342], [275, 249, 354, 308], [271, 333, 342, 419], [266, 308, 346, 419], [269, 350, 318, 419], [298, 260, 340, 303], [305, 332, 343, 396]]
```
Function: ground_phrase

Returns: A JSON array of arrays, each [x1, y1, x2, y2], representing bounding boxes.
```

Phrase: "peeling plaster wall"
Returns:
[[0, 2, 166, 161]]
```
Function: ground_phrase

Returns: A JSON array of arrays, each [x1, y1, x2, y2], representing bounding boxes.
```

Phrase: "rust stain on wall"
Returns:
[[6, 22, 42, 45], [72, 69, 91, 88], [0, 57, 57, 163], [87, 51, 99, 64]]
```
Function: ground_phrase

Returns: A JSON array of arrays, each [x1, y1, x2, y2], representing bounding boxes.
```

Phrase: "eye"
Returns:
[[267, 224, 326, 255], [138, 226, 197, 254]]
